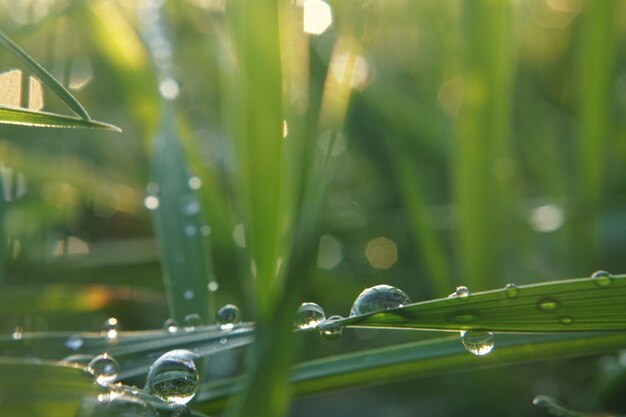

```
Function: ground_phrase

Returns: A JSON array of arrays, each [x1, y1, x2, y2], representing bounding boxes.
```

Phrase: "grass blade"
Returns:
[[339, 275, 626, 332], [196, 331, 626, 413], [0, 30, 91, 120], [0, 106, 121, 131]]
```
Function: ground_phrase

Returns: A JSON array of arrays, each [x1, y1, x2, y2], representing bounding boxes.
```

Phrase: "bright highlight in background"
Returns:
[[303, 0, 332, 35]]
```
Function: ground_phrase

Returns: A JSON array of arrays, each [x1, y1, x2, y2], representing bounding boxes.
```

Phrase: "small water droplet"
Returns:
[[295, 302, 326, 329], [88, 353, 119, 386], [145, 349, 199, 405], [504, 283, 518, 298], [349, 284, 411, 317], [591, 270, 613, 287], [102, 317, 120, 339], [537, 298, 558, 312], [66, 335, 84, 350], [220, 337, 227, 345], [183, 289, 194, 300], [188, 177, 202, 190], [183, 314, 201, 331], [201, 225, 212, 236], [144, 195, 160, 210], [159, 78, 180, 100], [318, 315, 343, 340], [11, 326, 23, 340], [180, 195, 200, 216], [207, 281, 219, 292], [460, 331, 495, 356], [216, 304, 242, 331], [448, 285, 470, 299], [559, 316, 573, 325], [184, 224, 197, 237], [164, 318, 178, 333]]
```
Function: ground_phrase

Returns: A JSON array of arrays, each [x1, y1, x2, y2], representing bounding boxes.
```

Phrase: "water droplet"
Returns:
[[537, 298, 558, 311], [144, 195, 160, 210], [188, 177, 202, 190], [207, 281, 219, 292], [295, 302, 326, 329], [66, 335, 84, 350], [349, 284, 411, 317], [183, 314, 201, 331], [183, 289, 194, 300], [216, 304, 242, 331], [145, 349, 199, 405], [591, 270, 613, 287], [504, 283, 518, 298], [184, 224, 197, 237], [559, 316, 573, 325], [220, 337, 227, 345], [102, 317, 120, 339], [164, 319, 178, 333], [201, 225, 212, 236], [448, 285, 470, 299], [180, 195, 200, 216], [159, 78, 180, 100], [460, 331, 495, 356], [88, 353, 119, 386], [318, 315, 343, 340], [11, 326, 23, 340]]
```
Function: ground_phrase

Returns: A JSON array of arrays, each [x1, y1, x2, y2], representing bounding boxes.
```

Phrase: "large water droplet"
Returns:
[[349, 284, 411, 317], [88, 353, 119, 386], [164, 319, 178, 333], [102, 317, 120, 339], [318, 315, 343, 340], [504, 283, 518, 298], [145, 349, 199, 405], [448, 286, 470, 299], [460, 331, 495, 356], [183, 314, 201, 331], [537, 298, 558, 312], [295, 302, 326, 329], [591, 270, 613, 287], [216, 304, 241, 331]]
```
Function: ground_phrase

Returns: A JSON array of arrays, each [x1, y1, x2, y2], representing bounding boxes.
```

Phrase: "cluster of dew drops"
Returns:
[[294, 270, 616, 357]]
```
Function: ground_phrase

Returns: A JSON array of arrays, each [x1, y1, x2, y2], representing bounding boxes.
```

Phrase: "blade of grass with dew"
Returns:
[[573, 0, 617, 269], [336, 275, 626, 333], [0, 106, 121, 131], [0, 358, 100, 417], [150, 107, 215, 325], [196, 331, 626, 413], [454, 0, 516, 291], [0, 30, 91, 120]]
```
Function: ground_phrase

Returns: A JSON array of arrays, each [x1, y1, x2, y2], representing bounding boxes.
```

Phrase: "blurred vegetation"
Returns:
[[1, 0, 626, 416]]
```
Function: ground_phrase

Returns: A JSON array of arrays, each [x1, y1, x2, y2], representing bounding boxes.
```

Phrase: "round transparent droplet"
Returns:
[[145, 349, 199, 405], [163, 319, 178, 333], [295, 302, 326, 329], [503, 283, 518, 299], [144, 195, 160, 210], [460, 331, 495, 356], [102, 317, 120, 339], [88, 353, 119, 386], [537, 298, 558, 311], [180, 195, 200, 216], [184, 224, 197, 237], [591, 270, 612, 287], [183, 314, 201, 331], [216, 304, 242, 331], [448, 285, 470, 299], [349, 284, 411, 317], [318, 315, 343, 340]]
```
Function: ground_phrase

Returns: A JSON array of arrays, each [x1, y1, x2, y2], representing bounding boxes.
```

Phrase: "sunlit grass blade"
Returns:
[[150, 109, 215, 325], [338, 275, 626, 332], [0, 106, 121, 131], [0, 357, 99, 417], [0, 30, 91, 120], [196, 332, 626, 413], [0, 325, 254, 380]]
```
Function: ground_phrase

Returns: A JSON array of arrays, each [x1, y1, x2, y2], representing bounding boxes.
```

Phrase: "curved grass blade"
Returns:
[[0, 106, 121, 131], [0, 357, 100, 417], [338, 275, 626, 333], [0, 30, 91, 120], [196, 332, 626, 413]]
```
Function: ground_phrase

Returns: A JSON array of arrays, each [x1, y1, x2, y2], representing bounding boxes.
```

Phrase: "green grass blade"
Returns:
[[196, 332, 626, 413], [150, 109, 215, 325], [0, 30, 91, 120], [0, 357, 100, 417], [339, 275, 626, 332], [0, 106, 121, 131]]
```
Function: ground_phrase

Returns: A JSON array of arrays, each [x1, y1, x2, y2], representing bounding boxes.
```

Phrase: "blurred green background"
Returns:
[[1, 0, 626, 415]]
